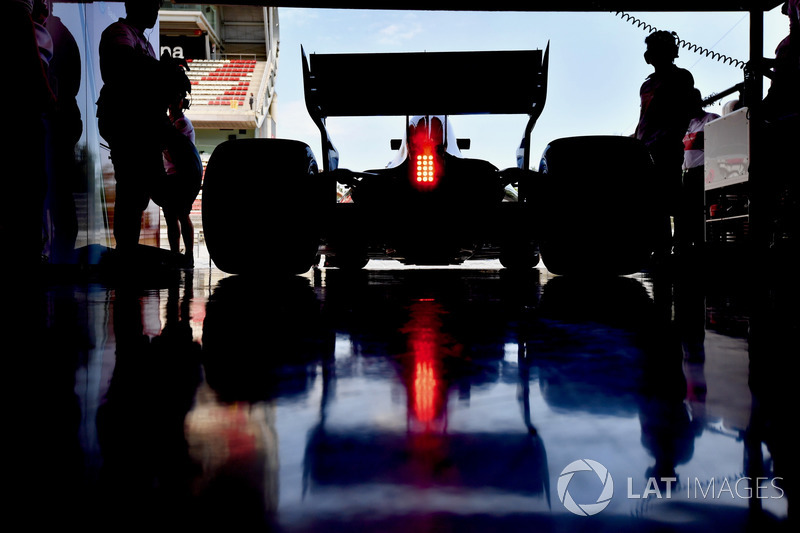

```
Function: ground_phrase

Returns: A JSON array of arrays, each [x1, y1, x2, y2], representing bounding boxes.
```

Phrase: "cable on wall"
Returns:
[[613, 11, 748, 69]]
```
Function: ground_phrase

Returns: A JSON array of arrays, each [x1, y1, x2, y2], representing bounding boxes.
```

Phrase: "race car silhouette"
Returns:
[[202, 46, 660, 276]]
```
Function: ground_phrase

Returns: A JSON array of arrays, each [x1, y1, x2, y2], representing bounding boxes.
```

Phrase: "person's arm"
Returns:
[[747, 57, 778, 80]]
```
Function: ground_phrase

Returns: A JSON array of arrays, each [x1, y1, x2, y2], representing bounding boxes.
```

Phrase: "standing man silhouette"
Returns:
[[96, 0, 168, 256], [681, 89, 720, 255], [760, 0, 800, 121], [4, 0, 55, 270], [634, 30, 696, 261]]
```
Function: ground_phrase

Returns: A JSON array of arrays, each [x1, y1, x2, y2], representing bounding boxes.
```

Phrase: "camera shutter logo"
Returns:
[[557, 459, 614, 516]]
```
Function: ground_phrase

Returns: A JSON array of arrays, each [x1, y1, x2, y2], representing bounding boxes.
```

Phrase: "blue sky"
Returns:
[[273, 7, 790, 172]]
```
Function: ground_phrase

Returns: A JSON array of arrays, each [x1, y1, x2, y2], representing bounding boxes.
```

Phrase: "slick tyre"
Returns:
[[202, 139, 324, 275], [536, 136, 658, 276]]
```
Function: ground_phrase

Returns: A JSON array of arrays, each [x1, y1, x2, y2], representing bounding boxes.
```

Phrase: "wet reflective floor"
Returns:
[[13, 259, 797, 532]]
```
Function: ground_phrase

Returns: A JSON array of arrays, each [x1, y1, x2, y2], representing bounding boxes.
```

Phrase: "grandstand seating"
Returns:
[[185, 58, 257, 109]]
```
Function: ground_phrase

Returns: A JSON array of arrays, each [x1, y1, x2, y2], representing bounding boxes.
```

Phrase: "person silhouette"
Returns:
[[154, 88, 202, 267], [96, 0, 170, 257], [41, 1, 83, 265], [759, 0, 800, 122], [679, 89, 719, 254], [752, 1, 800, 250], [3, 0, 55, 270], [634, 30, 696, 261]]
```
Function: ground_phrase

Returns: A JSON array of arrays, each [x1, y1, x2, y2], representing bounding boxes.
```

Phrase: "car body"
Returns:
[[320, 113, 533, 268], [301, 47, 549, 269], [202, 46, 660, 276]]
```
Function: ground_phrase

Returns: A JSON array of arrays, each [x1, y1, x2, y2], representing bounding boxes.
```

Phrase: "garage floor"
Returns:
[[14, 256, 796, 532]]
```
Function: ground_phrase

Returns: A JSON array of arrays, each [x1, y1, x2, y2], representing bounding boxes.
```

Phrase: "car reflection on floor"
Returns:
[[27, 262, 793, 531]]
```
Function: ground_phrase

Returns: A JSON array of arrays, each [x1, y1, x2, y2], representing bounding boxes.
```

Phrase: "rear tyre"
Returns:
[[535, 136, 658, 276], [202, 139, 324, 275]]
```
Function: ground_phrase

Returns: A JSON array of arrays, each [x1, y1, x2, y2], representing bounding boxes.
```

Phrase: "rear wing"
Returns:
[[302, 46, 549, 170]]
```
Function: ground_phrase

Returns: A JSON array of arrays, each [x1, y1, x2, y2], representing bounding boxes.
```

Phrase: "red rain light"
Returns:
[[407, 116, 444, 190], [415, 154, 436, 185]]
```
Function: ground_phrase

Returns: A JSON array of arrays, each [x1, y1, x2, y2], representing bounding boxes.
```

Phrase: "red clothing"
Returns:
[[682, 112, 720, 171]]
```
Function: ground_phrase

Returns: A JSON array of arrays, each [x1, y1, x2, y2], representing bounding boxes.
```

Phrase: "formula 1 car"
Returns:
[[202, 46, 660, 276]]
